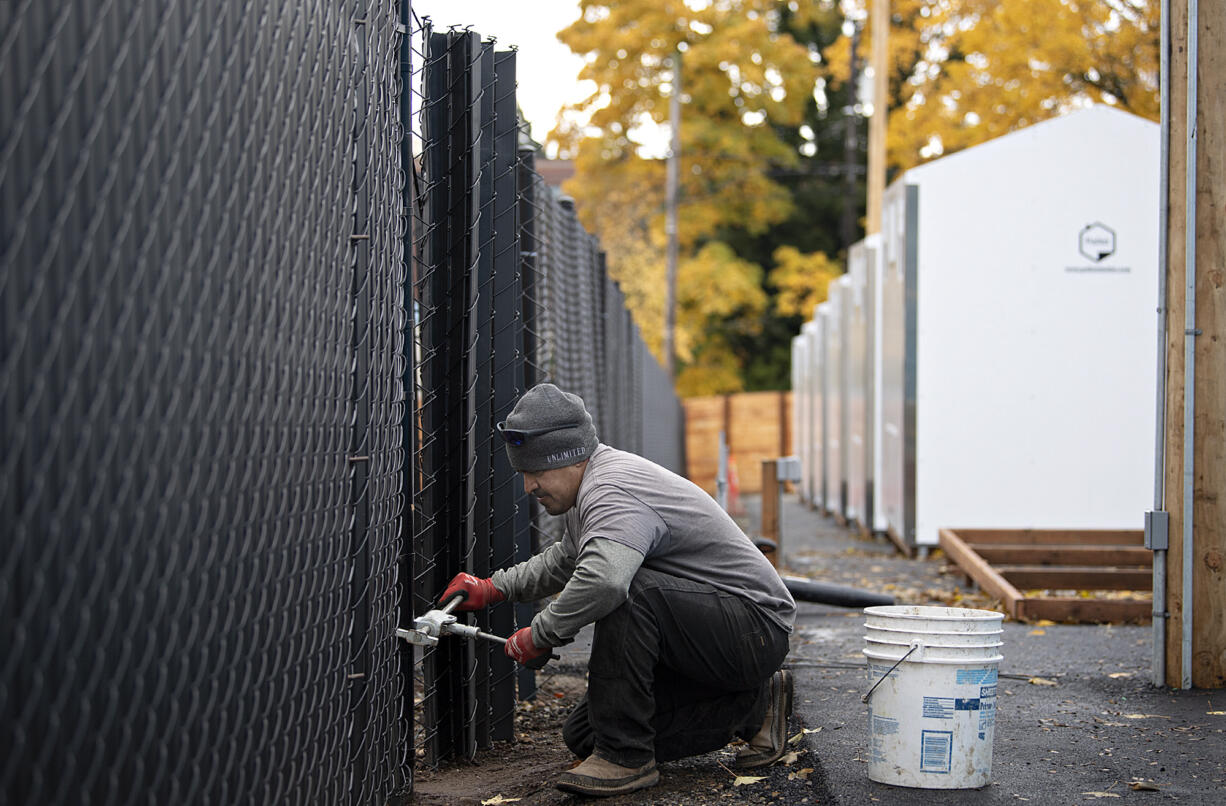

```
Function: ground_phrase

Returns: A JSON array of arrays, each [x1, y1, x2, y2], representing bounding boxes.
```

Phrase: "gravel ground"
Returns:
[[407, 494, 1225, 804], [410, 663, 831, 805]]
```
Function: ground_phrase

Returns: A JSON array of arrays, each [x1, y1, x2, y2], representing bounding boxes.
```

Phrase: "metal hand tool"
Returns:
[[397, 594, 466, 647], [397, 594, 559, 665]]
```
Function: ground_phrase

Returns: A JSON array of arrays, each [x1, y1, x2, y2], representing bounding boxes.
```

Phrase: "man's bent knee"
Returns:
[[562, 701, 595, 758]]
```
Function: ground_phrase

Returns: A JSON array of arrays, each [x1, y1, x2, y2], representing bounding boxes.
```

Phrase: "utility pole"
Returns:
[[865, 0, 888, 235], [841, 19, 861, 252], [664, 49, 682, 379]]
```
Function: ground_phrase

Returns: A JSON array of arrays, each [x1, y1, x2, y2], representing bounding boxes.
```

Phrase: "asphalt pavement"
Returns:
[[762, 492, 1226, 804]]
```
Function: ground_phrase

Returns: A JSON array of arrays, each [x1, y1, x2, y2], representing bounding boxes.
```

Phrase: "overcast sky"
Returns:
[[410, 0, 592, 148]]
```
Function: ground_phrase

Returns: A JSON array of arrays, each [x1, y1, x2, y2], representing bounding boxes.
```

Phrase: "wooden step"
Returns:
[[1015, 597, 1153, 624], [996, 565, 1153, 591], [953, 529, 1144, 546], [972, 546, 1153, 567]]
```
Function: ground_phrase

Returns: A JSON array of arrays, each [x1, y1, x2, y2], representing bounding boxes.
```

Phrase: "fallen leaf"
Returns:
[[780, 750, 801, 765], [788, 726, 821, 744], [1029, 629, 1047, 636], [733, 775, 766, 786], [1080, 793, 1120, 799], [788, 767, 814, 781], [1035, 619, 1057, 627], [1029, 677, 1059, 687], [481, 796, 521, 805], [1123, 714, 1171, 720], [1207, 710, 1225, 716], [1108, 672, 1132, 679], [1128, 781, 1160, 791]]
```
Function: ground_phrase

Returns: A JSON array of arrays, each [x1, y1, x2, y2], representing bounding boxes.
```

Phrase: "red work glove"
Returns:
[[505, 626, 550, 667], [440, 573, 505, 611]]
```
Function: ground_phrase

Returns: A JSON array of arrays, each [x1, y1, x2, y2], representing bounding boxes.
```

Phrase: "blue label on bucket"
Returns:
[[955, 698, 981, 711], [871, 716, 899, 763], [920, 730, 953, 773], [922, 697, 955, 719], [978, 698, 996, 737], [955, 668, 998, 685], [980, 685, 997, 699], [872, 715, 899, 736]]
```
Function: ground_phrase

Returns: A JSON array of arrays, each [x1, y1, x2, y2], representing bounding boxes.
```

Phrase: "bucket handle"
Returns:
[[861, 641, 919, 704]]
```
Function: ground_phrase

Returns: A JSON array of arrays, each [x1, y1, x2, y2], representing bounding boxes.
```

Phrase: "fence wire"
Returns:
[[4, 2, 685, 801], [2, 2, 409, 804], [403, 15, 688, 765]]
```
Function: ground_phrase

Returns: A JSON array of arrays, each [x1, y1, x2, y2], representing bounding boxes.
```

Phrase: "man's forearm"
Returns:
[[531, 539, 642, 647], [490, 540, 574, 601]]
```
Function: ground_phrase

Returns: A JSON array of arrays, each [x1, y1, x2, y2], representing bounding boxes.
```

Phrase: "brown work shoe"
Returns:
[[555, 754, 659, 797], [733, 669, 794, 770]]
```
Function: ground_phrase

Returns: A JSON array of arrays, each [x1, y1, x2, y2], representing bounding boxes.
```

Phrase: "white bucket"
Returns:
[[866, 624, 1002, 647], [862, 605, 1004, 789], [864, 637, 1003, 661]]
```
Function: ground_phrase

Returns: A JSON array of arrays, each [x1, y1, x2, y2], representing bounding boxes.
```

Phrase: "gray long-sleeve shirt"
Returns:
[[491, 444, 796, 648]]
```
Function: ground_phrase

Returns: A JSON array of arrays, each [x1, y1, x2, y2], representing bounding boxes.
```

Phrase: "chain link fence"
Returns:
[[404, 16, 687, 767], [2, 1, 410, 803], [4, 2, 684, 802]]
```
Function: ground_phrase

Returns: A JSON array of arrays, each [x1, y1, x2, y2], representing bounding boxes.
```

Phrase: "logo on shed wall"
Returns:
[[1079, 222, 1116, 262]]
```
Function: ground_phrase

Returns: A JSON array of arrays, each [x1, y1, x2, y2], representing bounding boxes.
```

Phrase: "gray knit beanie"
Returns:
[[500, 383, 599, 472]]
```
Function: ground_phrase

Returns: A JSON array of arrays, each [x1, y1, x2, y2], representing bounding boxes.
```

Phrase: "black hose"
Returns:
[[783, 575, 895, 608]]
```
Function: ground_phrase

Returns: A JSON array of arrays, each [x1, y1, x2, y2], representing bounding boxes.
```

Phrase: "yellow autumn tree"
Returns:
[[552, 0, 821, 393], [674, 242, 768, 395], [823, 0, 1160, 171], [769, 245, 841, 318]]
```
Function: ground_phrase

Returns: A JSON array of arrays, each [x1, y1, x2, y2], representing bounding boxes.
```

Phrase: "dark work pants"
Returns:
[[562, 567, 791, 767]]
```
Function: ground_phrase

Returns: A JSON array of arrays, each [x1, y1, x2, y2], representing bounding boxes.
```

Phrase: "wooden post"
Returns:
[[1163, 0, 1226, 689], [722, 393, 732, 455], [761, 459, 780, 568], [779, 391, 791, 495]]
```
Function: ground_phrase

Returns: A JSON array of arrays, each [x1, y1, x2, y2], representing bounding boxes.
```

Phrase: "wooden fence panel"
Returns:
[[683, 396, 726, 497], [684, 391, 792, 495]]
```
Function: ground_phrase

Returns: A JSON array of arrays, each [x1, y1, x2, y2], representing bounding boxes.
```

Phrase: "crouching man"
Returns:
[[441, 383, 796, 797]]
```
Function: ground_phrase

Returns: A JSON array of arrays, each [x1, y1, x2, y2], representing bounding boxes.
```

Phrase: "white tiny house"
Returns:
[[876, 105, 1160, 548], [821, 283, 849, 521]]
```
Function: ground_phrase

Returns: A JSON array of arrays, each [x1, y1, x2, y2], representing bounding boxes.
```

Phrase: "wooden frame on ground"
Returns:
[[938, 528, 1152, 623]]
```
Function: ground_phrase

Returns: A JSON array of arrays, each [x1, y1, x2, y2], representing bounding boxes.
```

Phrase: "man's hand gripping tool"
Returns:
[[396, 593, 557, 668]]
